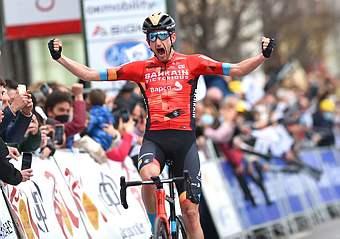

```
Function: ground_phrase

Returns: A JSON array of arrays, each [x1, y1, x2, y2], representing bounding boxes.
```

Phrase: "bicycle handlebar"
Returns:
[[120, 170, 191, 209]]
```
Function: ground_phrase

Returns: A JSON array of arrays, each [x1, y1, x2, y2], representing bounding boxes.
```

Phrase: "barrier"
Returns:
[[0, 150, 150, 239], [203, 147, 340, 238], [1, 147, 339, 238], [0, 187, 17, 239]]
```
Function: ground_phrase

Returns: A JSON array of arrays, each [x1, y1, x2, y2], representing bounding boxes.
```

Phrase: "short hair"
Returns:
[[0, 78, 6, 87], [5, 80, 18, 89], [45, 90, 72, 112], [89, 89, 105, 106]]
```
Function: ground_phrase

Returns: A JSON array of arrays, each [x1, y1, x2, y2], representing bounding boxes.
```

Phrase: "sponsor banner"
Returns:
[[0, 188, 17, 239], [1, 151, 150, 239], [201, 161, 242, 237], [53, 150, 150, 238], [3, 0, 81, 39], [3, 156, 88, 239], [82, 0, 166, 93]]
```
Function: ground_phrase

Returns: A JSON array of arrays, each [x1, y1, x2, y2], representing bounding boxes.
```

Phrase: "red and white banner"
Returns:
[[0, 151, 150, 239], [3, 0, 81, 39]]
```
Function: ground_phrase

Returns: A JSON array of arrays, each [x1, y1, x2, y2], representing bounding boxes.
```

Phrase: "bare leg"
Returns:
[[179, 192, 204, 239], [139, 162, 161, 213]]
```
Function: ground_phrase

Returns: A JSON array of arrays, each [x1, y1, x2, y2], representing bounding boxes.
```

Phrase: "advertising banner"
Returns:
[[82, 0, 167, 93], [3, 0, 81, 39], [1, 151, 150, 239], [201, 161, 242, 237], [3, 157, 89, 239], [53, 151, 150, 238]]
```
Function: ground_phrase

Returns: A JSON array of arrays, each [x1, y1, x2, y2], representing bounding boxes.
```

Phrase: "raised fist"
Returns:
[[262, 37, 275, 58], [48, 38, 62, 60]]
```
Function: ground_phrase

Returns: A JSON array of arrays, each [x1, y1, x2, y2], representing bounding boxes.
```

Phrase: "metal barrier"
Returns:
[[202, 145, 340, 238]]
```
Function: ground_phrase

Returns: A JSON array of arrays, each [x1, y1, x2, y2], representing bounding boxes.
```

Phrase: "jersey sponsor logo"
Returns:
[[192, 88, 198, 118], [174, 81, 183, 91], [150, 86, 172, 93], [145, 69, 189, 83]]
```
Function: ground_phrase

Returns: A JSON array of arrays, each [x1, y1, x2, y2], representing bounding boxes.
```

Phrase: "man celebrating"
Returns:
[[48, 12, 275, 238]]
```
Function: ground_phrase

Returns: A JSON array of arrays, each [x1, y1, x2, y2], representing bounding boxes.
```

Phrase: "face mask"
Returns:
[[322, 112, 334, 121], [201, 114, 214, 126], [55, 114, 69, 123]]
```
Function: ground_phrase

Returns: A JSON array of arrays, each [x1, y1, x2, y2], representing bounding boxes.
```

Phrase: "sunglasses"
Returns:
[[147, 31, 170, 42]]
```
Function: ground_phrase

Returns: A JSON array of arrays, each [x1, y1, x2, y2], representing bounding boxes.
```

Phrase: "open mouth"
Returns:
[[156, 47, 166, 56]]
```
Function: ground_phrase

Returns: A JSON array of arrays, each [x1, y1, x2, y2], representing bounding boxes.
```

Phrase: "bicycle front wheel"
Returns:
[[154, 217, 169, 239], [175, 215, 187, 239]]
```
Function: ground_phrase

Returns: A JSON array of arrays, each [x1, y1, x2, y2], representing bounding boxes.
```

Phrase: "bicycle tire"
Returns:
[[154, 217, 169, 239], [175, 215, 187, 239]]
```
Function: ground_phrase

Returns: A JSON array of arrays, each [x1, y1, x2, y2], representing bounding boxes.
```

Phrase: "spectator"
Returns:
[[86, 89, 114, 150], [204, 96, 271, 206], [45, 83, 86, 148], [16, 113, 42, 153], [312, 98, 336, 146], [105, 116, 136, 163], [0, 79, 33, 144], [0, 136, 33, 185], [113, 81, 142, 113]]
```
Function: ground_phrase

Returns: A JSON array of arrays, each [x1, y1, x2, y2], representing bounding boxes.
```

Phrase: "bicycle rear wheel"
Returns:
[[175, 215, 187, 239], [154, 217, 169, 239]]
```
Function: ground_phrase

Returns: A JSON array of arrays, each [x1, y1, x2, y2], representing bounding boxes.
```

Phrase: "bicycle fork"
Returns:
[[153, 175, 177, 238]]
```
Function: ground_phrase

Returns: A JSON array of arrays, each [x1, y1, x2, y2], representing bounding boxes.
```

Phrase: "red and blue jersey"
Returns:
[[102, 52, 231, 131]]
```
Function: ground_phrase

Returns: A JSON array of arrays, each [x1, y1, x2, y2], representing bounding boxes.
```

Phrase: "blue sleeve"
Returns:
[[222, 63, 231, 76], [99, 70, 108, 81]]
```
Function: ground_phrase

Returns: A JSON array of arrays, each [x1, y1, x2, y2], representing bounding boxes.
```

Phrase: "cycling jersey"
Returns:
[[103, 52, 231, 131]]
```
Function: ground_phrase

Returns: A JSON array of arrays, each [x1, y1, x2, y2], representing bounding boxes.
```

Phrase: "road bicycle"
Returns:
[[120, 161, 193, 238]]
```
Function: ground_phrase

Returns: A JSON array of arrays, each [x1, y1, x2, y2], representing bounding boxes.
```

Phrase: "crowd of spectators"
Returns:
[[0, 60, 338, 209], [196, 62, 339, 206]]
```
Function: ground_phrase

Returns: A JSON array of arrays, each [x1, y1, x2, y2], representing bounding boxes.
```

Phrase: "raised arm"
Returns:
[[48, 39, 100, 81], [229, 54, 266, 77], [190, 37, 275, 79], [229, 37, 275, 77]]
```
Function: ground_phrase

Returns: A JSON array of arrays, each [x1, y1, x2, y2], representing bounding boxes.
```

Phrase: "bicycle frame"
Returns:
[[120, 166, 191, 238], [153, 162, 177, 238]]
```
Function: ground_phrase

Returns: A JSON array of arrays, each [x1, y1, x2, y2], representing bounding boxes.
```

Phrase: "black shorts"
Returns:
[[138, 130, 201, 203]]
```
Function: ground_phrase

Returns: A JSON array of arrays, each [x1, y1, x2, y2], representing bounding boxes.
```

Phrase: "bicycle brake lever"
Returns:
[[120, 176, 129, 209]]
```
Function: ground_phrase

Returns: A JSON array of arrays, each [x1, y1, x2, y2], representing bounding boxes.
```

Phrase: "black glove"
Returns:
[[262, 38, 275, 58], [48, 39, 62, 60]]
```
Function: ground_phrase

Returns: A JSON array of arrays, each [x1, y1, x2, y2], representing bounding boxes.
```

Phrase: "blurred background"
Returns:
[[0, 1, 339, 239], [0, 0, 340, 88]]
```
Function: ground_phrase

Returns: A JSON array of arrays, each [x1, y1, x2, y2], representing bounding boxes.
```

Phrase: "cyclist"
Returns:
[[48, 12, 275, 239]]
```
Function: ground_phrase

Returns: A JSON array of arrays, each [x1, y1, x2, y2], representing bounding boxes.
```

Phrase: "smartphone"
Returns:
[[54, 124, 64, 145], [21, 152, 32, 170], [17, 84, 26, 95]]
